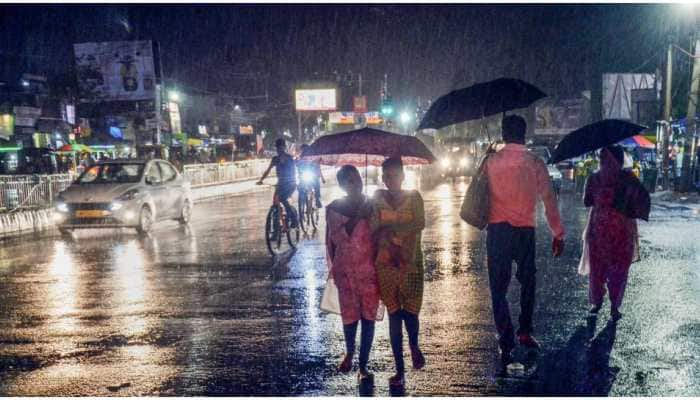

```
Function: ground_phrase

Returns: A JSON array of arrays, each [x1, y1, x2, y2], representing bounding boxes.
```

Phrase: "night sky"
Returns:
[[0, 3, 692, 115]]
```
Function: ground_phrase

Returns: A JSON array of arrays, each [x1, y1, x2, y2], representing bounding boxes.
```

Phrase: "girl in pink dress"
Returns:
[[325, 165, 381, 382]]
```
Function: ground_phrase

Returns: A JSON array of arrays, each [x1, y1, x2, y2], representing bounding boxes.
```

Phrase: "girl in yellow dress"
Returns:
[[370, 157, 426, 388]]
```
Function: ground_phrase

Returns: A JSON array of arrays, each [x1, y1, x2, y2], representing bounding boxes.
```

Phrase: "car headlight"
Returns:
[[301, 170, 315, 184], [460, 158, 468, 167], [110, 202, 123, 211], [441, 158, 451, 169], [117, 189, 140, 201], [56, 202, 69, 213]]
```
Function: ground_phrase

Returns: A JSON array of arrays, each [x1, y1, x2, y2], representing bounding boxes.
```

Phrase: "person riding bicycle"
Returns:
[[257, 138, 299, 229], [297, 144, 325, 209]]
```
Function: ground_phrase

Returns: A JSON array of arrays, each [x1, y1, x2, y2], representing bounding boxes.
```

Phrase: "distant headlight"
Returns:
[[110, 202, 123, 211], [441, 158, 451, 169], [550, 171, 562, 180], [56, 202, 69, 213]]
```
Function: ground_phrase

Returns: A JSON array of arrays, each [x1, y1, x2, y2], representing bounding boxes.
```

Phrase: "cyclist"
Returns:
[[257, 138, 299, 229], [296, 144, 325, 209]]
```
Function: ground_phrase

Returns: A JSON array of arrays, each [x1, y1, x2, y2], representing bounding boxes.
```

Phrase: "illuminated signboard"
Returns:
[[295, 89, 337, 111]]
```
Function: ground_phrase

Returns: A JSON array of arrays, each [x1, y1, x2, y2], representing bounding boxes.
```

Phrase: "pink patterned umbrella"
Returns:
[[299, 127, 436, 167]]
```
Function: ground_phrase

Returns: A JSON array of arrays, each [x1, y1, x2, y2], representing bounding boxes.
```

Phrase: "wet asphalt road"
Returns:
[[0, 179, 699, 396]]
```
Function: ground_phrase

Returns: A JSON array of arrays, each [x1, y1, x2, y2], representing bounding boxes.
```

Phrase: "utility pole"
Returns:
[[358, 73, 362, 97], [682, 38, 700, 192], [663, 43, 674, 190]]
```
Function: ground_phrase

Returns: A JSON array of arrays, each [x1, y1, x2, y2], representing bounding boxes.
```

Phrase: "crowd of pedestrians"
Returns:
[[323, 115, 649, 389]]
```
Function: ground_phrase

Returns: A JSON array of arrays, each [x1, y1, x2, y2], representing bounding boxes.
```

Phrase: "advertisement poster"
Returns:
[[168, 102, 182, 134], [295, 89, 337, 111], [13, 106, 41, 127], [0, 114, 14, 139], [365, 111, 383, 125], [602, 73, 658, 120], [329, 112, 355, 124], [74, 40, 157, 102], [535, 97, 590, 136], [353, 96, 368, 113]]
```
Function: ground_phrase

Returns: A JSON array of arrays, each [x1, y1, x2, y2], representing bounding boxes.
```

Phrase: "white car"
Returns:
[[529, 146, 562, 195], [54, 159, 192, 235]]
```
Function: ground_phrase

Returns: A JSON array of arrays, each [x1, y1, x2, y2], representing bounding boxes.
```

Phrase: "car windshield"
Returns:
[[77, 163, 144, 184]]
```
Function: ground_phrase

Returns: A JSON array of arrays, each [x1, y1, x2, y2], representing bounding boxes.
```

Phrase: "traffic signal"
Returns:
[[380, 97, 394, 117]]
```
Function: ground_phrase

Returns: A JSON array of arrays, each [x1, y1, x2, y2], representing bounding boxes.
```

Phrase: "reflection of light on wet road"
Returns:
[[303, 265, 320, 340], [436, 183, 456, 267], [288, 244, 326, 355], [47, 241, 78, 333], [112, 240, 149, 336]]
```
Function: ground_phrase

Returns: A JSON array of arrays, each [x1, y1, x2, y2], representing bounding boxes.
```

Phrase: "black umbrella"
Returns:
[[418, 78, 546, 130], [548, 119, 647, 164]]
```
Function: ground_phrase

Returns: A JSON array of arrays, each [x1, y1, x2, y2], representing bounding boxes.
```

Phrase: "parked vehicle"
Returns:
[[54, 159, 192, 235], [528, 146, 562, 195]]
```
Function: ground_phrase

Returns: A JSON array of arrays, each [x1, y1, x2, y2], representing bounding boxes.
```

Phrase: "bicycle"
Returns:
[[263, 186, 300, 256], [298, 183, 320, 234]]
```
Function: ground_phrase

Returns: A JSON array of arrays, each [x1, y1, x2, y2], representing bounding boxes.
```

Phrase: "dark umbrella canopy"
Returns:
[[300, 127, 436, 166], [548, 119, 647, 164], [418, 78, 546, 130]]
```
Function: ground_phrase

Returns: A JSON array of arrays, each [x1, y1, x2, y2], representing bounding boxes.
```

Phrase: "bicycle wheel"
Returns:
[[265, 205, 284, 255], [298, 195, 308, 234]]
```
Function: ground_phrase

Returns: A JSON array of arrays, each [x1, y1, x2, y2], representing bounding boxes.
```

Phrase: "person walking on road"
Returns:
[[325, 165, 380, 383], [582, 145, 647, 321], [484, 115, 565, 368], [370, 157, 426, 388]]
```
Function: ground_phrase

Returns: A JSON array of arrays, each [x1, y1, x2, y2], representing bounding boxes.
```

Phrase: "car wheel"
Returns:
[[178, 200, 192, 224], [136, 206, 153, 235]]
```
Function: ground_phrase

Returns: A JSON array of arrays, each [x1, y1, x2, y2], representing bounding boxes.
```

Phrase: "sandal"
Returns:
[[389, 373, 405, 387], [338, 353, 353, 373], [410, 346, 425, 370]]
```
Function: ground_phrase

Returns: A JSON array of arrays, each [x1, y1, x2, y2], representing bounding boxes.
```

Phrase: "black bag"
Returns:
[[614, 170, 651, 221], [460, 155, 491, 230]]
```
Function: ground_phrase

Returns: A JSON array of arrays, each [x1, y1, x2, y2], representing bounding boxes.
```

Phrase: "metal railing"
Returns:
[[182, 159, 273, 187], [0, 174, 76, 212]]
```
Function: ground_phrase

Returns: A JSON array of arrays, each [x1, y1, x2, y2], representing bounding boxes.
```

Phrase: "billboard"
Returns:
[[329, 112, 355, 124], [535, 97, 590, 136], [295, 89, 337, 111], [168, 102, 182, 134], [602, 73, 659, 120], [13, 106, 41, 127], [239, 125, 254, 135], [74, 40, 157, 102], [330, 111, 384, 125], [0, 114, 13, 140], [353, 96, 368, 113], [365, 111, 383, 125]]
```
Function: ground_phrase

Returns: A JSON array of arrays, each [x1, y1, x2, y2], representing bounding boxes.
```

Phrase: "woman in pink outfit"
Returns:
[[325, 165, 380, 382], [584, 146, 638, 321]]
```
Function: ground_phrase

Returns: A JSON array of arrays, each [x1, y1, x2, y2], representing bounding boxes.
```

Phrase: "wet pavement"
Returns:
[[0, 179, 699, 396]]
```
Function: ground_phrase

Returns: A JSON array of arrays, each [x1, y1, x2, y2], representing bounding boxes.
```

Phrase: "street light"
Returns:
[[168, 90, 181, 102], [234, 104, 241, 112], [399, 111, 412, 125]]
